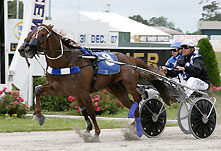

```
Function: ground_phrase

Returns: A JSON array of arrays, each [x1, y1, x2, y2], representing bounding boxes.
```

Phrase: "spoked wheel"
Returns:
[[177, 102, 191, 134], [189, 98, 217, 139], [140, 98, 167, 138]]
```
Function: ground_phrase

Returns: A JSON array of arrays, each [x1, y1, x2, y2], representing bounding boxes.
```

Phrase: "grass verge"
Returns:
[[0, 116, 177, 133], [0, 117, 127, 133]]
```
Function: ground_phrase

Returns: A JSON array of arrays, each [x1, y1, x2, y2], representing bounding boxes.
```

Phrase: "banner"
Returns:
[[9, 0, 47, 105], [173, 35, 208, 45]]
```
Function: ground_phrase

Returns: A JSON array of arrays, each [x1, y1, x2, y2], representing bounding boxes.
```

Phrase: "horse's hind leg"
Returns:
[[107, 82, 142, 137], [121, 77, 141, 118], [107, 83, 140, 118]]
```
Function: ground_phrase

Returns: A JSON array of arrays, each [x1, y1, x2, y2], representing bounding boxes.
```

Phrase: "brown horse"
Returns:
[[18, 24, 171, 138]]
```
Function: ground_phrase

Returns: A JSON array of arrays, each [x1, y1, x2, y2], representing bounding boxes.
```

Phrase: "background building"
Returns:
[[198, 21, 221, 51]]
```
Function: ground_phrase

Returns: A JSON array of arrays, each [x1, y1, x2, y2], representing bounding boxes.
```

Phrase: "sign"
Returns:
[[13, 21, 23, 40], [31, 0, 46, 30], [133, 35, 170, 43], [7, 19, 23, 53], [173, 35, 208, 45], [79, 32, 118, 47], [10, 43, 18, 52], [6, 0, 47, 54]]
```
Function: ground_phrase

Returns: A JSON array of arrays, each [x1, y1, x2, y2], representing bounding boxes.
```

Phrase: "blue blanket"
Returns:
[[94, 52, 120, 75]]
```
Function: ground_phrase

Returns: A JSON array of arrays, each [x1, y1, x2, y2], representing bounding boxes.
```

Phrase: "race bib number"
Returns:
[[101, 53, 115, 66]]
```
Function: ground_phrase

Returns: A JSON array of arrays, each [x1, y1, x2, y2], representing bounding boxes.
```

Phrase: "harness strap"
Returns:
[[78, 47, 100, 90], [80, 46, 90, 55], [47, 66, 80, 75]]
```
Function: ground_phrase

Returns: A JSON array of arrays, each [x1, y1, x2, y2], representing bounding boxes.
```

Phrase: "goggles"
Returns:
[[171, 48, 182, 52], [171, 49, 178, 52], [181, 45, 190, 49]]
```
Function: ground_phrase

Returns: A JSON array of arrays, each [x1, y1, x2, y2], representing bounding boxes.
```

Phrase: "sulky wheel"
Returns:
[[189, 98, 217, 139], [140, 98, 167, 138], [177, 102, 191, 134]]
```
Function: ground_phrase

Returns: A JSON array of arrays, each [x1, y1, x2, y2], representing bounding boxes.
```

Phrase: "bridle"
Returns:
[[33, 26, 51, 39], [30, 25, 64, 60], [21, 25, 88, 74]]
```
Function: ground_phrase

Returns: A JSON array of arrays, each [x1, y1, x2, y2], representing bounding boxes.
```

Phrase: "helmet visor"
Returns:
[[171, 49, 178, 52], [181, 45, 190, 49]]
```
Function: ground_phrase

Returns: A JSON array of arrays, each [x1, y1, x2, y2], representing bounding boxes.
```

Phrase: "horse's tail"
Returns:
[[131, 57, 173, 105]]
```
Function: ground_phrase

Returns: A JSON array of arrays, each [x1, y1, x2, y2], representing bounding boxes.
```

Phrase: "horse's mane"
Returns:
[[54, 31, 79, 49], [56, 33, 79, 49], [43, 24, 79, 49]]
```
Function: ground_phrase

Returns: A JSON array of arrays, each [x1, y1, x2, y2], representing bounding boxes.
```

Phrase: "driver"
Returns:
[[162, 41, 183, 71], [165, 39, 210, 98], [161, 41, 183, 82]]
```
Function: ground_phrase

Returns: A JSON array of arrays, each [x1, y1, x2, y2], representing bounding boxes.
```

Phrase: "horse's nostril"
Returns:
[[18, 48, 24, 52], [24, 46, 31, 54], [18, 48, 26, 57]]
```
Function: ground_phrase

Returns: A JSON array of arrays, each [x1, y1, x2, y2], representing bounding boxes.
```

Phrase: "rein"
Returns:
[[45, 39, 64, 60]]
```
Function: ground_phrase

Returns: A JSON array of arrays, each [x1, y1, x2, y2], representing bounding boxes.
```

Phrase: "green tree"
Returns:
[[197, 38, 220, 86], [129, 15, 182, 32], [129, 15, 149, 25], [200, 0, 221, 21], [148, 16, 174, 28], [8, 0, 23, 19]]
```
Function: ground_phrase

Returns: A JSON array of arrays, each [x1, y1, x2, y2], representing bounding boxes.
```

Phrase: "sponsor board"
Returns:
[[79, 32, 118, 47]]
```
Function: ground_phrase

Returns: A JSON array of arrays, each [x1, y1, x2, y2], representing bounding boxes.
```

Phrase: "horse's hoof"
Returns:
[[91, 135, 99, 142], [32, 115, 38, 121], [122, 122, 141, 141], [38, 115, 46, 126], [83, 133, 99, 142], [123, 128, 140, 140], [85, 135, 99, 143], [136, 131, 143, 138]]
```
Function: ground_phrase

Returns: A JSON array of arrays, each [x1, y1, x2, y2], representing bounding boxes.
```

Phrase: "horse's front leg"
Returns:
[[80, 94, 100, 137], [79, 106, 93, 132], [34, 84, 53, 126]]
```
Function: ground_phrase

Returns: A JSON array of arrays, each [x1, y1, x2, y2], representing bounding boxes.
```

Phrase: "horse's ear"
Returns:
[[48, 24, 54, 29]]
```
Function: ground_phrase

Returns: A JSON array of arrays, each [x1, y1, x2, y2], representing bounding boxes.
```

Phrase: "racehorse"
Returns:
[[18, 24, 172, 139]]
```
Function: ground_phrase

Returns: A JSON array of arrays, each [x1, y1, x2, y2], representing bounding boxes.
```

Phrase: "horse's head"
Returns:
[[18, 24, 54, 58]]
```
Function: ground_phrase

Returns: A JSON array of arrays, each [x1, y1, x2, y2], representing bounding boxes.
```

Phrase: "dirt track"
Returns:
[[0, 125, 220, 151]]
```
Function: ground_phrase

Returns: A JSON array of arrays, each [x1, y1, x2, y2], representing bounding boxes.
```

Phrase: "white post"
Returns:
[[48, 0, 51, 20], [16, 0, 19, 19], [28, 61, 33, 106], [4, 0, 9, 88]]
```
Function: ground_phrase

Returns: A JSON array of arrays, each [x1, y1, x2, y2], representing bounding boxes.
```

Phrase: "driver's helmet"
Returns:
[[170, 41, 182, 49], [181, 39, 195, 49]]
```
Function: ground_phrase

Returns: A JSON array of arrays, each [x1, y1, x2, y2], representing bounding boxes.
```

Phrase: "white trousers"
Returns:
[[172, 73, 185, 83], [182, 77, 209, 97]]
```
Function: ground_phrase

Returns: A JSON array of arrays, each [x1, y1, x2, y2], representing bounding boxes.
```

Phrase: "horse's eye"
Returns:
[[41, 34, 46, 38]]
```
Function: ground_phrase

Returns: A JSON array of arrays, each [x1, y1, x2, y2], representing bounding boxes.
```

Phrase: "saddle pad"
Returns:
[[94, 52, 120, 75]]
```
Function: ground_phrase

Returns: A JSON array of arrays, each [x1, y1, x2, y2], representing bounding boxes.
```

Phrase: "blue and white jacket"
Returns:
[[166, 52, 209, 84], [165, 54, 183, 70]]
